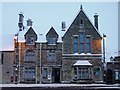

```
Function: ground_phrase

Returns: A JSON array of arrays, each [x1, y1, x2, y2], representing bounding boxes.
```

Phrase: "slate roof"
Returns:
[[46, 27, 58, 37], [63, 5, 102, 39]]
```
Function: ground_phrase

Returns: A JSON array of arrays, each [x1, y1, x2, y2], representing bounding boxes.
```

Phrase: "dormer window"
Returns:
[[24, 27, 37, 45], [46, 27, 58, 45], [48, 37, 56, 45], [27, 36, 35, 45]]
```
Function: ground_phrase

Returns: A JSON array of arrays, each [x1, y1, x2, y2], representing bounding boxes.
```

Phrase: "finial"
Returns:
[[80, 4, 83, 10]]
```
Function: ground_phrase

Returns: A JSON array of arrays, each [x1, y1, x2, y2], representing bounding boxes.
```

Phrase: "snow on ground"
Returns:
[[0, 84, 120, 88]]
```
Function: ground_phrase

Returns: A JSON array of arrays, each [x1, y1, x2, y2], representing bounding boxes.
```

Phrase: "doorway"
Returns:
[[106, 69, 113, 83], [52, 68, 60, 83]]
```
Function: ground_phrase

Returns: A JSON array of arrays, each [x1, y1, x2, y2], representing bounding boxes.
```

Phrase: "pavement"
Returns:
[[1, 84, 120, 90]]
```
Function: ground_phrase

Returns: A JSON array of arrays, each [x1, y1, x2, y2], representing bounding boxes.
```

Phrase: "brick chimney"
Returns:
[[27, 19, 33, 26]]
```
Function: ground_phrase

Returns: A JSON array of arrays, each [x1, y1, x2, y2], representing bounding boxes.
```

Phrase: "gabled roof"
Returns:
[[24, 27, 37, 37], [62, 5, 102, 39], [46, 27, 58, 37]]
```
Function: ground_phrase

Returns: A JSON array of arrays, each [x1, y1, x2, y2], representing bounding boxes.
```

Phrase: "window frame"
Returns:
[[43, 68, 48, 79], [73, 36, 78, 53], [48, 37, 56, 45], [114, 70, 120, 80], [80, 33, 85, 53], [74, 67, 90, 80], [47, 50, 56, 62], [86, 37, 91, 53], [78, 67, 89, 79], [24, 68, 36, 80], [25, 50, 35, 62], [26, 36, 35, 45]]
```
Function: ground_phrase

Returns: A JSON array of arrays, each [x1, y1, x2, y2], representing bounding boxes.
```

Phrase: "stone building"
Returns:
[[0, 51, 14, 84], [14, 23, 62, 83], [2, 5, 103, 84], [14, 26, 40, 84], [106, 56, 120, 83], [41, 27, 62, 83], [61, 5, 102, 83], [0, 52, 2, 84]]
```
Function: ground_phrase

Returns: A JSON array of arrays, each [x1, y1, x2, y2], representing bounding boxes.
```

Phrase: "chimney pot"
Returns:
[[27, 19, 33, 26]]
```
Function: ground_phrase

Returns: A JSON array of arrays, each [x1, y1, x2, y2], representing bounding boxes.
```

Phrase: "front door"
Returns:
[[106, 69, 113, 83], [52, 68, 60, 83]]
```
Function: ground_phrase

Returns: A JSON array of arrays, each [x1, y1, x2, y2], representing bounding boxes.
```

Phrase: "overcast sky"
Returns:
[[0, 1, 119, 62]]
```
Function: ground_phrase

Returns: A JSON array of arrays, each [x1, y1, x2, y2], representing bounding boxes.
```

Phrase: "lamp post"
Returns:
[[39, 34, 43, 84], [14, 33, 19, 84], [103, 34, 107, 83]]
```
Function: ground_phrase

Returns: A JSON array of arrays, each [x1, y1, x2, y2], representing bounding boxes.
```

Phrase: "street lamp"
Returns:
[[39, 34, 43, 84], [103, 34, 107, 83], [14, 33, 19, 84]]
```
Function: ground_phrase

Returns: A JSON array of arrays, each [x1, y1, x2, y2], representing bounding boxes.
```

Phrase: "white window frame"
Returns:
[[76, 67, 89, 79]]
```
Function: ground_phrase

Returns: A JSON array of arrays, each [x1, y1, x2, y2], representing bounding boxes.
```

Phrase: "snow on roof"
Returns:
[[18, 29, 27, 42], [36, 34, 47, 43], [57, 36, 63, 42], [36, 34, 63, 43], [63, 53, 102, 56], [36, 27, 63, 43], [16, 26, 63, 43], [73, 53, 79, 55], [73, 60, 92, 66]]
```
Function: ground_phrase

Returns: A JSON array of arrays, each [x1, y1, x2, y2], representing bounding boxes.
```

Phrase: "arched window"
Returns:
[[93, 66, 101, 78]]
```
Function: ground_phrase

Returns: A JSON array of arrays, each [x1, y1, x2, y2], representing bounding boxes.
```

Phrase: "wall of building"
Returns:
[[107, 56, 120, 83], [0, 52, 2, 84], [17, 42, 40, 83], [41, 43, 62, 83], [2, 51, 14, 84], [62, 54, 102, 83], [15, 41, 63, 84], [61, 8, 102, 83]]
